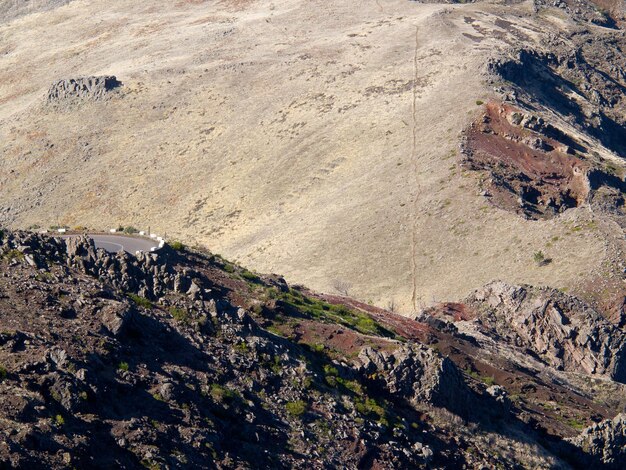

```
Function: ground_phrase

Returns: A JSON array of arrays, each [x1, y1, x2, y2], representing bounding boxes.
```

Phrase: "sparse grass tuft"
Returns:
[[127, 293, 153, 309], [169, 307, 190, 323]]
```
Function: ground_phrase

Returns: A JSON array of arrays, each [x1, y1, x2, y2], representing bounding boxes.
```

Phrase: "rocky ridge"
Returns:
[[465, 281, 626, 382], [0, 230, 511, 468], [4, 229, 626, 467]]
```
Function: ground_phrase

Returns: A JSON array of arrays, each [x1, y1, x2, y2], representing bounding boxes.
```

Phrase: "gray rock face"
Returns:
[[358, 343, 470, 413], [466, 281, 626, 382], [569, 414, 626, 468], [47, 76, 122, 104]]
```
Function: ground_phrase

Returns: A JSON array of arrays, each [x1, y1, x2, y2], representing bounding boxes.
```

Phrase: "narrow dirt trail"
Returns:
[[410, 25, 421, 313]]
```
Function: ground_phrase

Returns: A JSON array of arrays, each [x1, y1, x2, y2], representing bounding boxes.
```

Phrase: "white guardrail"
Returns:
[[41, 227, 167, 255]]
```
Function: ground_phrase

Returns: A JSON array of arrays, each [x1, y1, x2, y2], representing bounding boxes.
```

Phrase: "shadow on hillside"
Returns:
[[498, 49, 626, 158]]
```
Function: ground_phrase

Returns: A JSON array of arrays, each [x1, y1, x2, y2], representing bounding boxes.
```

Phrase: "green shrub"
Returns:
[[118, 361, 129, 372], [169, 307, 189, 323], [209, 384, 237, 403], [533, 251, 551, 266], [169, 241, 185, 251], [54, 414, 65, 426], [355, 397, 388, 426], [323, 364, 339, 377], [285, 400, 307, 418], [3, 250, 24, 261], [0, 365, 7, 382], [275, 289, 394, 337], [476, 100, 484, 106], [127, 294, 153, 309], [123, 226, 139, 234], [241, 269, 261, 283]]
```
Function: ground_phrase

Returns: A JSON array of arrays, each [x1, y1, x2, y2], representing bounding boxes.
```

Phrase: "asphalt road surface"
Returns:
[[62, 234, 160, 254]]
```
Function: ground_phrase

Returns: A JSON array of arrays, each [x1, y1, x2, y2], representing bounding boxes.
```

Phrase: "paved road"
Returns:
[[62, 234, 160, 254]]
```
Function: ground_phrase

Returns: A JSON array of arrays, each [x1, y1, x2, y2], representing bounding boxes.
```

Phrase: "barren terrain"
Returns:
[[0, 0, 624, 312]]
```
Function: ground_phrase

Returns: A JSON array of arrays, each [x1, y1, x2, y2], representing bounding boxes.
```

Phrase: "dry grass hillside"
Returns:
[[0, 0, 621, 312]]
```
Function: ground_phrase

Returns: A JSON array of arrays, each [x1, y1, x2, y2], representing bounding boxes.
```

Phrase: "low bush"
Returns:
[[127, 293, 153, 309], [285, 400, 307, 418], [169, 241, 185, 251]]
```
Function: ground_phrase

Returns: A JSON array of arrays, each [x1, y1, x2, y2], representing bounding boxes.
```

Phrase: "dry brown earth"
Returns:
[[0, 0, 621, 312]]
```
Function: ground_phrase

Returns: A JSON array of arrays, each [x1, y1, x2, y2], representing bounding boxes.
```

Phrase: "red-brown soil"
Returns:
[[464, 102, 590, 219]]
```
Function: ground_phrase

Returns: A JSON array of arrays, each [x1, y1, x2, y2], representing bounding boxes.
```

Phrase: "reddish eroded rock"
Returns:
[[425, 302, 477, 322], [463, 102, 590, 219]]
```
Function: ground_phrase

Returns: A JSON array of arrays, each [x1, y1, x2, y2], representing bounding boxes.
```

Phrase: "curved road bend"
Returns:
[[61, 234, 159, 254]]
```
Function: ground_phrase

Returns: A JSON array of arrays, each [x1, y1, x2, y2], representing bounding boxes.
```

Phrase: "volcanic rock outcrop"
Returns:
[[358, 344, 472, 414], [569, 414, 626, 468], [466, 281, 626, 382], [46, 76, 122, 105]]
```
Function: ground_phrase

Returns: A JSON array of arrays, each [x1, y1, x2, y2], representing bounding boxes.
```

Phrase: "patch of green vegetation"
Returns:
[[475, 100, 484, 106], [35, 272, 55, 282], [123, 226, 139, 234], [482, 375, 496, 386], [53, 414, 65, 426], [209, 384, 238, 403], [533, 250, 545, 264], [266, 325, 286, 337], [464, 367, 495, 386], [118, 361, 129, 372], [355, 396, 389, 427], [285, 400, 307, 418], [169, 241, 185, 251], [323, 364, 339, 377], [2, 249, 24, 262], [567, 417, 587, 430], [169, 307, 190, 323], [0, 365, 7, 382], [234, 342, 249, 354], [127, 293, 153, 309], [141, 459, 161, 470], [240, 269, 262, 284], [310, 343, 326, 354], [275, 288, 394, 337], [271, 356, 282, 374]]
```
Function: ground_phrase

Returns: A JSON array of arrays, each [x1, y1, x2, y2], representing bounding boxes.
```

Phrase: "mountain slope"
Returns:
[[1, 229, 625, 468], [1, 0, 624, 311]]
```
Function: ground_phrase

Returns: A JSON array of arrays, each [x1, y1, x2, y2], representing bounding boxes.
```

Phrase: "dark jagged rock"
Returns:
[[46, 76, 122, 104], [569, 414, 626, 468], [358, 344, 471, 413]]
